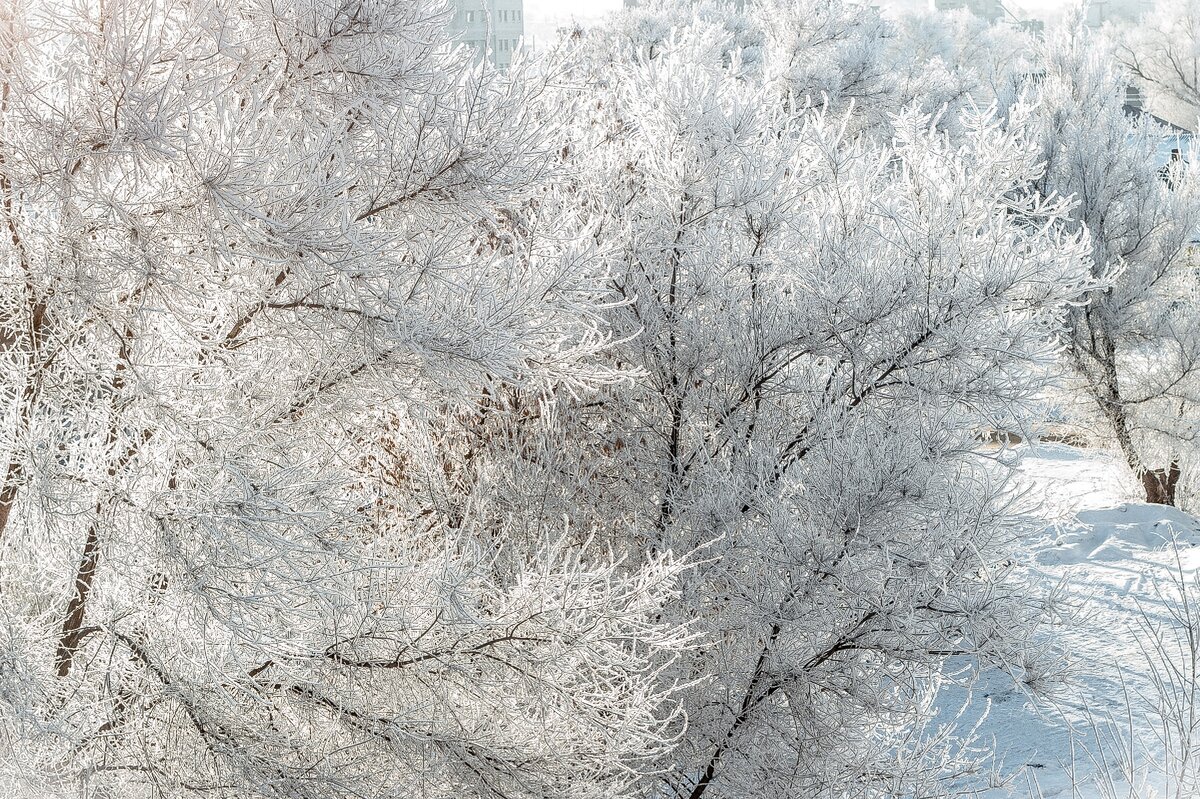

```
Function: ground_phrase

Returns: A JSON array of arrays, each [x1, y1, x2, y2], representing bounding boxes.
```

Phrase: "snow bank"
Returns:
[[1035, 503, 1200, 565], [955, 443, 1200, 797]]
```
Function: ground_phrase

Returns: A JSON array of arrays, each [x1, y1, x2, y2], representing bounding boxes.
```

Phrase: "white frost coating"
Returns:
[[0, 1, 693, 797]]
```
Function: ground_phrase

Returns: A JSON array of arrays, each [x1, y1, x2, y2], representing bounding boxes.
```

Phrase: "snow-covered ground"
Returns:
[[947, 443, 1200, 797]]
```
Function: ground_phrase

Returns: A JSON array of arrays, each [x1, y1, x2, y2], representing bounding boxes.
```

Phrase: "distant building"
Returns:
[[448, 0, 524, 69], [1125, 102, 1196, 168], [1125, 85, 1145, 113], [1017, 18, 1044, 36], [931, 0, 1004, 23], [1084, 0, 1153, 27]]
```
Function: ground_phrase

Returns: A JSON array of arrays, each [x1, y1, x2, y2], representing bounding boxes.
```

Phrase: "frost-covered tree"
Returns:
[[522, 9, 1094, 797], [554, 0, 1032, 142], [1030, 25, 1200, 505], [0, 1, 693, 797], [884, 7, 1034, 135], [1116, 0, 1200, 130]]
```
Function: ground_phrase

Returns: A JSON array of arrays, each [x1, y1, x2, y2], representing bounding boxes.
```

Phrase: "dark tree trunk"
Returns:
[[56, 517, 100, 677], [1141, 462, 1181, 506]]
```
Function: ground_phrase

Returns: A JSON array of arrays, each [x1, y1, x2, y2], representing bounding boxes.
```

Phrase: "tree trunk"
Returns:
[[1141, 461, 1181, 506], [55, 517, 100, 677], [1075, 329, 1182, 507]]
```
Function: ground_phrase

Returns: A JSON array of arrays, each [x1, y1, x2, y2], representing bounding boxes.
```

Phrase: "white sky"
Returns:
[[525, 0, 622, 21]]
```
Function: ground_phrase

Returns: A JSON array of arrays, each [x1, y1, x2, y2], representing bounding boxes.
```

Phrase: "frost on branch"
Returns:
[[0, 1, 691, 797], [0, 0, 1175, 797], [527, 10, 1091, 798], [1029, 25, 1200, 506]]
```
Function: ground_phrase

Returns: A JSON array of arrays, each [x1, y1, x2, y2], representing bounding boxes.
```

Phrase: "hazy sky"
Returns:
[[525, 0, 1082, 24], [519, 0, 1085, 49], [526, 0, 621, 20]]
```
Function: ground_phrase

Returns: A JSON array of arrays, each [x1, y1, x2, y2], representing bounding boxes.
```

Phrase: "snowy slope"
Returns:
[[944, 443, 1200, 798]]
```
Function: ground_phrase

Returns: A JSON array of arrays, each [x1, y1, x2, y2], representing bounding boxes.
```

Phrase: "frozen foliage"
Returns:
[[526, 8, 1093, 797], [1029, 25, 1200, 505], [0, 1, 693, 797], [3, 0, 1200, 798], [563, 0, 1033, 141], [1117, 0, 1200, 129]]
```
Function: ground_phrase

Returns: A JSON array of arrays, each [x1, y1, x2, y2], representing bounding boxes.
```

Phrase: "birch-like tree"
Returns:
[[1116, 0, 1200, 130], [1030, 25, 1200, 505], [0, 1, 693, 797]]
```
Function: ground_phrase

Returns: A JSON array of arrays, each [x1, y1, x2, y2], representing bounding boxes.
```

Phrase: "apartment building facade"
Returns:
[[448, 0, 525, 69]]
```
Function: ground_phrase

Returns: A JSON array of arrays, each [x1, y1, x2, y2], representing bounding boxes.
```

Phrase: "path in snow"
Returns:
[[946, 443, 1200, 798]]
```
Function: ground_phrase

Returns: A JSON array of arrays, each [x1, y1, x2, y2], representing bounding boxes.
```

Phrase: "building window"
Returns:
[[501, 9, 508, 21], [466, 10, 474, 22]]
